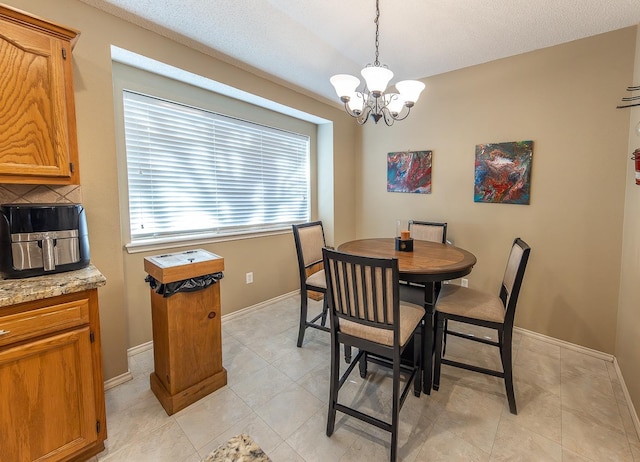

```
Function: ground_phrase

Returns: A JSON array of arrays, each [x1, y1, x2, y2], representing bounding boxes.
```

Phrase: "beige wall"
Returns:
[[616, 28, 640, 414], [4, 0, 357, 380], [356, 28, 636, 356]]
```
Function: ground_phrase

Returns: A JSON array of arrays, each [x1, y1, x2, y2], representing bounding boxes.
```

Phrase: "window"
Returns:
[[122, 90, 310, 242]]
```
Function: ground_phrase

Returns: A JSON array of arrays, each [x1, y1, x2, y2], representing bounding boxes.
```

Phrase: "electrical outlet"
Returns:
[[246, 272, 253, 284], [461, 278, 469, 287]]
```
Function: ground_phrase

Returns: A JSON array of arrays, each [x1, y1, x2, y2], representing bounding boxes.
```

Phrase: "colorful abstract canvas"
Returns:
[[387, 150, 432, 194], [474, 141, 532, 204]]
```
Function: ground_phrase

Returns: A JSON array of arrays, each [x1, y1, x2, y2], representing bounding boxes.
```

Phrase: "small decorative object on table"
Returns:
[[395, 220, 413, 252]]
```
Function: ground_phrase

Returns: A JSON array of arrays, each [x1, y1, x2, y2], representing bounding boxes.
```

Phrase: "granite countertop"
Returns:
[[0, 264, 106, 307]]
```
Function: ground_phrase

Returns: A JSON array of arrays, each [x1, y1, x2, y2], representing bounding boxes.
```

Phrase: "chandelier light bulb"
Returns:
[[361, 65, 393, 96], [396, 80, 426, 105], [330, 74, 360, 101], [347, 92, 366, 115]]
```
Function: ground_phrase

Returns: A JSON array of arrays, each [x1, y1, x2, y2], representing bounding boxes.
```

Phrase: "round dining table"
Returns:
[[337, 238, 477, 394]]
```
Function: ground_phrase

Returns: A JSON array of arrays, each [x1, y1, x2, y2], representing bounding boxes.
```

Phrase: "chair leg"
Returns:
[[320, 295, 328, 326], [433, 313, 445, 391], [413, 325, 423, 397], [359, 351, 368, 378], [390, 352, 401, 462], [502, 329, 517, 415], [344, 345, 352, 363], [296, 289, 309, 347], [442, 318, 448, 356], [327, 335, 340, 436]]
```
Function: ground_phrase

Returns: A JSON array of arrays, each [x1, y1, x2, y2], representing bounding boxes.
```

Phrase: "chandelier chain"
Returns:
[[374, 0, 380, 66]]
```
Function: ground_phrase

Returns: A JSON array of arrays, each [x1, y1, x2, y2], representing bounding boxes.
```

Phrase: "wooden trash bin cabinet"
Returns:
[[144, 250, 227, 415]]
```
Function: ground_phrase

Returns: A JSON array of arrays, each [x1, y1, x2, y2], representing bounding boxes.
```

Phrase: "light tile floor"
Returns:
[[93, 296, 640, 461]]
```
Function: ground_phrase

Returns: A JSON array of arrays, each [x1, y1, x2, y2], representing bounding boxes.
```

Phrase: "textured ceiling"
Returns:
[[79, 0, 640, 103]]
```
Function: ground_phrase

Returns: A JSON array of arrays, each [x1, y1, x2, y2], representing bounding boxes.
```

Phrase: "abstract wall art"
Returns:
[[474, 141, 533, 204], [387, 150, 432, 194]]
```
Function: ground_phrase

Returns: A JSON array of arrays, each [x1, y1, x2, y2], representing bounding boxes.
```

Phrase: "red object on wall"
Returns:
[[633, 149, 640, 185]]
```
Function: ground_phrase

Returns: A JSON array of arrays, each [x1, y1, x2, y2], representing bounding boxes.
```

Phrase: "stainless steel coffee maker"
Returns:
[[0, 203, 90, 278]]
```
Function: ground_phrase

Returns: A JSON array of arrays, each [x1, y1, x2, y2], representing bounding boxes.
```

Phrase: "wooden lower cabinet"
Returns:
[[0, 290, 106, 462]]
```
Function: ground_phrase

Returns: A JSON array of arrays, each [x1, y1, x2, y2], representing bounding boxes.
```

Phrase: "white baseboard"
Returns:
[[104, 370, 133, 390], [515, 326, 639, 440], [220, 290, 298, 323], [514, 326, 614, 361], [128, 340, 153, 357]]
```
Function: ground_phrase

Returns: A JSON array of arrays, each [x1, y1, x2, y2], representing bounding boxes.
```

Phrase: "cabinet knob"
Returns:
[[207, 312, 216, 319]]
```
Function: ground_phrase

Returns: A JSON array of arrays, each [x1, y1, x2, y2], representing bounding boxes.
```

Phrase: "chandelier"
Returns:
[[329, 0, 425, 126]]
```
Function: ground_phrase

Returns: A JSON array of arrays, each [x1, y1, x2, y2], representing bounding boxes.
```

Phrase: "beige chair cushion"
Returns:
[[339, 301, 425, 347], [502, 243, 524, 303], [306, 269, 326, 289], [410, 223, 445, 243], [436, 284, 505, 324], [297, 225, 325, 267]]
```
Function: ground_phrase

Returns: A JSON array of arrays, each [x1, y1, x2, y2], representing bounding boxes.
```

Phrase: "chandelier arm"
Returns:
[[342, 101, 362, 119], [342, 99, 373, 125], [357, 105, 372, 125], [390, 106, 412, 122], [382, 109, 395, 126]]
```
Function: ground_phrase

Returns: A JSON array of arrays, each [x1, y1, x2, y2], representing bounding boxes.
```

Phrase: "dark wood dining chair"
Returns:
[[399, 220, 449, 357], [291, 221, 330, 347], [433, 238, 531, 414], [405, 220, 448, 292], [323, 248, 425, 462], [406, 220, 452, 351]]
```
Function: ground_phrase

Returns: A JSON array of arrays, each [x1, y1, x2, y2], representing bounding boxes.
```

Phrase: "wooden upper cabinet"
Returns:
[[0, 4, 80, 184]]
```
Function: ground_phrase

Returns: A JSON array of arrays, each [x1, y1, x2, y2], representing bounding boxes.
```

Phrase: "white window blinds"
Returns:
[[122, 90, 310, 241]]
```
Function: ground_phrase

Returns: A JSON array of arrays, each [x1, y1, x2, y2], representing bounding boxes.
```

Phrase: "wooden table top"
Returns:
[[337, 238, 477, 283]]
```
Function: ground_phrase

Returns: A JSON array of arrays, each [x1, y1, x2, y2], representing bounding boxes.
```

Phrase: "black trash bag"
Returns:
[[145, 272, 224, 298]]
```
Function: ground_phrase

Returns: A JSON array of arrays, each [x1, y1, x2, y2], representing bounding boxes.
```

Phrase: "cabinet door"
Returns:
[[0, 16, 77, 182], [0, 327, 97, 462]]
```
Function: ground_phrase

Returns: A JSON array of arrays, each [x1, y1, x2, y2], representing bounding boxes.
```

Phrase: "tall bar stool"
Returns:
[[433, 238, 531, 414], [323, 248, 425, 462]]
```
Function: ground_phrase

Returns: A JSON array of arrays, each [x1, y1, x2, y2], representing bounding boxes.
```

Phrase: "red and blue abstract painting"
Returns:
[[387, 150, 432, 194], [474, 141, 532, 204]]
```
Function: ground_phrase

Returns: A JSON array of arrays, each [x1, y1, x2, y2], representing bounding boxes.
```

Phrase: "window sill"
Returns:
[[124, 228, 291, 254]]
